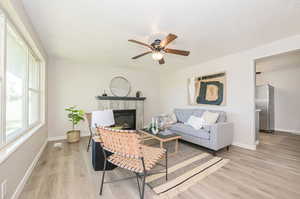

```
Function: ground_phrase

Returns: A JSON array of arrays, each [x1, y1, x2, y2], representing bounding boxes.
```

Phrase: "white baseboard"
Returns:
[[275, 128, 300, 135], [10, 139, 48, 199], [47, 135, 66, 141], [232, 142, 256, 150], [48, 133, 90, 141]]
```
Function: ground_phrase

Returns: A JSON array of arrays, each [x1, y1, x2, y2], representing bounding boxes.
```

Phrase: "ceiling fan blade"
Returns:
[[160, 33, 178, 47], [131, 51, 152, 59], [164, 48, 190, 56], [128, 39, 153, 49], [159, 58, 165, 65]]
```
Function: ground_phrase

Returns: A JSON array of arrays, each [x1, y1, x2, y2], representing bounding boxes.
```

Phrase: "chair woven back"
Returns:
[[98, 127, 142, 159]]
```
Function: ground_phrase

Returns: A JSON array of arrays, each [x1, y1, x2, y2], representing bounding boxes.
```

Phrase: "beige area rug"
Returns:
[[145, 141, 229, 199]]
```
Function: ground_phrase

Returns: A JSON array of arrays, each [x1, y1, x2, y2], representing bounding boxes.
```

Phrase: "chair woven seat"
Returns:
[[97, 127, 168, 199], [108, 145, 165, 173]]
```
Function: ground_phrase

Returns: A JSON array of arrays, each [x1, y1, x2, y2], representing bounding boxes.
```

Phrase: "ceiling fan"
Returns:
[[128, 33, 190, 65]]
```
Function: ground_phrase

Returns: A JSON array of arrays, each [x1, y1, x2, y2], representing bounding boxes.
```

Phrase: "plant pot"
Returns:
[[67, 130, 80, 143]]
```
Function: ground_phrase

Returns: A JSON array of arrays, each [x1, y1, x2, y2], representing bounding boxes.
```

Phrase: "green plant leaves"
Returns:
[[65, 106, 85, 129]]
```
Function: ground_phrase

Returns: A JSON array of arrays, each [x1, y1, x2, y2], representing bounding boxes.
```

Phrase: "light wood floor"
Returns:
[[19, 131, 300, 199]]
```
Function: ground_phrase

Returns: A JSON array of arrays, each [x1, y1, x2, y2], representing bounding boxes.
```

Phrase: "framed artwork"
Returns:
[[188, 72, 226, 106]]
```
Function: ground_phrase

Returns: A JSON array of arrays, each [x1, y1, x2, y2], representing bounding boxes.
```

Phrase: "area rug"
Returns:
[[145, 141, 229, 199]]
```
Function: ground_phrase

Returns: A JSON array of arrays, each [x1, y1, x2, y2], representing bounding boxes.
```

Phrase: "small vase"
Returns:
[[151, 127, 159, 134], [136, 91, 142, 98]]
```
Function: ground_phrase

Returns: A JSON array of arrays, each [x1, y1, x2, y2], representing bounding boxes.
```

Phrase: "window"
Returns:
[[5, 25, 27, 139], [0, 10, 44, 147]]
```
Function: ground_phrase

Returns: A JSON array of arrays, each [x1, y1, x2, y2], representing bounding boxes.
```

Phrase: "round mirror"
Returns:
[[110, 76, 131, 97]]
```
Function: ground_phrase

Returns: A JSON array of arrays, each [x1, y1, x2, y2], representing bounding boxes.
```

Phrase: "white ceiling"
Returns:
[[22, 0, 300, 70], [256, 49, 300, 73]]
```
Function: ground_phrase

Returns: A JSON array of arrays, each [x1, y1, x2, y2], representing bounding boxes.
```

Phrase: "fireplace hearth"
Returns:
[[113, 109, 136, 130]]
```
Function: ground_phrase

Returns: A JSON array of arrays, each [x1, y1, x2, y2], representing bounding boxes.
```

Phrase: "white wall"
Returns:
[[48, 59, 161, 139], [0, 126, 47, 199], [256, 66, 300, 134], [0, 1, 48, 199], [160, 35, 300, 150]]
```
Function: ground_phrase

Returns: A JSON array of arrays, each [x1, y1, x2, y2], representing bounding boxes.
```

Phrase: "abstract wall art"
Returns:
[[188, 72, 226, 106]]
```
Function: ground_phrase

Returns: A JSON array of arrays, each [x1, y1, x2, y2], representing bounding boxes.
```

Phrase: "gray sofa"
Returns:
[[168, 109, 234, 153]]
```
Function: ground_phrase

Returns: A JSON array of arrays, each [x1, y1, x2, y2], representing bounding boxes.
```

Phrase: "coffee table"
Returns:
[[139, 129, 181, 155]]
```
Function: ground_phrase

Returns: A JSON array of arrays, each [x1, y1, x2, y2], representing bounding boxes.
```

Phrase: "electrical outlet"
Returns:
[[1, 180, 7, 199]]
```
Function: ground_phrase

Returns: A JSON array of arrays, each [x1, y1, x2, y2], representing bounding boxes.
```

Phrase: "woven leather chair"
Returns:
[[97, 127, 168, 199]]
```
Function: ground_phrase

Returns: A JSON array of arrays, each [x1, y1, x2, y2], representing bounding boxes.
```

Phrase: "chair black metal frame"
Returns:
[[99, 138, 168, 199], [99, 149, 168, 199], [87, 124, 93, 152]]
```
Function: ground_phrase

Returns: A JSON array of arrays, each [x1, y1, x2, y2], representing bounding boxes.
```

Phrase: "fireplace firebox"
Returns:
[[113, 109, 136, 130]]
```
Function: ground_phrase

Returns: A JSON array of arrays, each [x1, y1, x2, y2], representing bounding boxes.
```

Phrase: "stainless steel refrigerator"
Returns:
[[255, 84, 275, 133]]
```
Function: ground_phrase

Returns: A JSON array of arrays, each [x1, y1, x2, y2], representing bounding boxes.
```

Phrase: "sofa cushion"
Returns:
[[191, 109, 205, 118], [192, 109, 226, 123], [174, 108, 227, 123], [202, 111, 219, 125], [169, 123, 210, 140], [174, 109, 195, 123]]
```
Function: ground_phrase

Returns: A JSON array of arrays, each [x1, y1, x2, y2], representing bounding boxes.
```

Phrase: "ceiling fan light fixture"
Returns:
[[128, 33, 190, 64], [152, 51, 164, 60]]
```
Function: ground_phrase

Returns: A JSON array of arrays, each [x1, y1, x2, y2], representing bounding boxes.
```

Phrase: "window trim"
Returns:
[[0, 9, 45, 149], [28, 50, 41, 127], [28, 89, 41, 126], [0, 13, 7, 147]]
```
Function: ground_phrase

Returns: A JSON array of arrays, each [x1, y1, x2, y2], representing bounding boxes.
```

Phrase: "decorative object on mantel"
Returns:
[[65, 106, 85, 143], [136, 90, 142, 98], [102, 90, 108, 96], [109, 76, 131, 97], [188, 72, 226, 106]]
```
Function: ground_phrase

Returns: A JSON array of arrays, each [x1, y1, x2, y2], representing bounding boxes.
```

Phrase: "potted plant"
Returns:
[[65, 106, 85, 143]]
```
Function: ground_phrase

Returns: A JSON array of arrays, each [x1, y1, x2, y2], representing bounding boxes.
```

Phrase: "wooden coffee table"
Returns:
[[139, 129, 181, 155]]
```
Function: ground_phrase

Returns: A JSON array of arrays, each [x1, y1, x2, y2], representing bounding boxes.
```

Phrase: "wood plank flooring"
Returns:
[[19, 131, 300, 199]]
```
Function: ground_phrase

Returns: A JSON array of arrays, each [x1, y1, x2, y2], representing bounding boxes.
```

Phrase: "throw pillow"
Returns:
[[186, 115, 206, 130], [201, 111, 219, 125]]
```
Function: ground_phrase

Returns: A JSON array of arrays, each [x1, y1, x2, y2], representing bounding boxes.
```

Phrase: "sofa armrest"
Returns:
[[209, 122, 234, 150]]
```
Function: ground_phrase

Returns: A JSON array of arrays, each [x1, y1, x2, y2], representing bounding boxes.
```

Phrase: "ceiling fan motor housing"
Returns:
[[151, 39, 163, 50]]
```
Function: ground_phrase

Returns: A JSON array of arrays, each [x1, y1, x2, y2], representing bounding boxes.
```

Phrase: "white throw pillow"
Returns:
[[186, 115, 206, 130], [201, 111, 219, 125]]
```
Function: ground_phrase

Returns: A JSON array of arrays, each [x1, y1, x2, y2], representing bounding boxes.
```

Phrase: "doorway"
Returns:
[[254, 49, 300, 145]]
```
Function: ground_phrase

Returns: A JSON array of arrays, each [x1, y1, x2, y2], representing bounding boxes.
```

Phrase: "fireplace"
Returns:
[[113, 109, 136, 130], [97, 96, 145, 129]]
